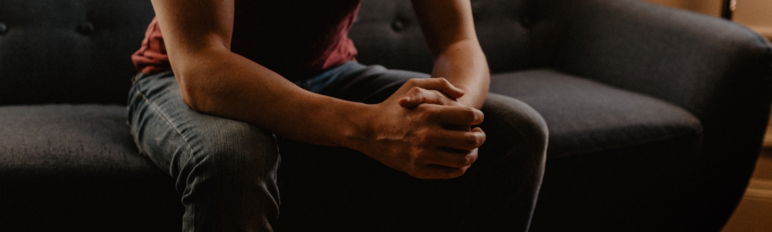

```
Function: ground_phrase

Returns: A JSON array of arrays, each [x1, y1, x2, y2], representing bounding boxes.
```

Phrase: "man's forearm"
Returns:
[[430, 39, 490, 109], [175, 49, 370, 148]]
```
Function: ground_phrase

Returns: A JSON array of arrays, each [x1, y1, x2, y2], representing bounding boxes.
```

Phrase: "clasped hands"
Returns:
[[356, 78, 486, 179]]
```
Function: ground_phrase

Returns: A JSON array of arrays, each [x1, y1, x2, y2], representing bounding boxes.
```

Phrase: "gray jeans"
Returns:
[[127, 62, 547, 232]]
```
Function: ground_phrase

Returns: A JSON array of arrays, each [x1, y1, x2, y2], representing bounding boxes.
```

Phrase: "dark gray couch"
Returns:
[[1, 0, 770, 231]]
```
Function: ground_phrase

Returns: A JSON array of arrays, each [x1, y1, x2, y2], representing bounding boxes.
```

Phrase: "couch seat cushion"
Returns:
[[0, 105, 180, 230], [490, 69, 703, 159], [0, 105, 153, 177]]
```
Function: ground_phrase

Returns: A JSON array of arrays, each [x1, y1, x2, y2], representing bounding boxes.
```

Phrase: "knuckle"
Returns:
[[479, 132, 487, 145], [440, 80, 453, 89], [413, 148, 429, 161], [463, 136, 478, 148], [408, 86, 423, 96], [459, 166, 471, 175], [407, 149, 419, 160], [473, 133, 485, 147], [455, 157, 470, 167], [409, 146, 425, 161], [468, 109, 483, 124], [475, 109, 485, 124], [466, 152, 479, 165], [436, 77, 450, 84], [459, 154, 472, 166]]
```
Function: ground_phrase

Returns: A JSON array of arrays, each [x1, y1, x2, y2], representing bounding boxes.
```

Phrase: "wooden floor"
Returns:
[[722, 119, 772, 231]]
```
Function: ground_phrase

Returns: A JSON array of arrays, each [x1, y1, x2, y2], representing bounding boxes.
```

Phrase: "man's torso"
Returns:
[[131, 0, 361, 81]]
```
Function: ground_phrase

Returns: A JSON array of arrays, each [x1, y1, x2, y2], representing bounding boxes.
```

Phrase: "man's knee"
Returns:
[[482, 94, 548, 149], [480, 94, 548, 167], [182, 118, 280, 188], [176, 117, 281, 231]]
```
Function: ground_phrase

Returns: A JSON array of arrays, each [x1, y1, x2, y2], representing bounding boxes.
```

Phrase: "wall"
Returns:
[[647, 0, 721, 17], [734, 0, 772, 38], [648, 0, 772, 39]]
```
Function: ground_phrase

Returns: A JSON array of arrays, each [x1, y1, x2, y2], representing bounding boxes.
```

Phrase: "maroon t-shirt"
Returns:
[[131, 0, 361, 81]]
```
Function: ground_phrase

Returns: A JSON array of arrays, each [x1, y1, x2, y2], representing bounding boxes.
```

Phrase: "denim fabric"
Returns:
[[127, 62, 547, 232], [128, 71, 282, 232], [294, 61, 363, 93]]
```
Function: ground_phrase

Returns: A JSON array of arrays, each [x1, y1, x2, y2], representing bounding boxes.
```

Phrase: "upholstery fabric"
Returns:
[[0, 0, 769, 230], [516, 0, 772, 228], [490, 70, 704, 230], [0, 0, 154, 105], [350, 0, 559, 74], [0, 105, 180, 231], [490, 69, 703, 159], [549, 0, 772, 118], [0, 105, 144, 176]]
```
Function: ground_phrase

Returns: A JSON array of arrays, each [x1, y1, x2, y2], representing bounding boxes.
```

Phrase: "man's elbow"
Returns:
[[175, 71, 216, 114], [179, 86, 206, 113], [169, 47, 234, 113]]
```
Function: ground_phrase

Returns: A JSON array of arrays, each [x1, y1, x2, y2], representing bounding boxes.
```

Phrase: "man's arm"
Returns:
[[412, 0, 490, 108], [150, 0, 485, 179], [151, 0, 368, 148]]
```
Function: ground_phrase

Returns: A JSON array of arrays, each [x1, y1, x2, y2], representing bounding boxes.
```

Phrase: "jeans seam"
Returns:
[[133, 77, 212, 232], [133, 79, 197, 169]]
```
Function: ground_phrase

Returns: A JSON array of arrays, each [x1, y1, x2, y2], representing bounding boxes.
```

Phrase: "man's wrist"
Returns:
[[332, 100, 374, 151]]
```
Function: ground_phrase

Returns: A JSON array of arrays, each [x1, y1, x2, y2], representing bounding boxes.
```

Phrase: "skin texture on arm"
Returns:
[[150, 0, 368, 148], [150, 0, 486, 179], [412, 0, 490, 109]]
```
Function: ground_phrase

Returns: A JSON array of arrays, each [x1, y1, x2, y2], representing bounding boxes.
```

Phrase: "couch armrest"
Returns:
[[542, 0, 772, 228], [549, 0, 772, 119]]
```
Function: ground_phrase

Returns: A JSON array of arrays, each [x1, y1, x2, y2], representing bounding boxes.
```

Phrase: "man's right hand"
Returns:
[[351, 78, 486, 179]]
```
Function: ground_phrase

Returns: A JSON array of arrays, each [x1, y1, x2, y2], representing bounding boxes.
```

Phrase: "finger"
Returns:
[[423, 104, 485, 126], [418, 148, 478, 169], [422, 126, 486, 150], [417, 164, 467, 179], [404, 78, 464, 99], [399, 88, 458, 108]]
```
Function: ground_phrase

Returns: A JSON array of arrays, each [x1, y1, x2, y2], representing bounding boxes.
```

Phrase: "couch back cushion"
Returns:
[[0, 0, 544, 105], [351, 0, 548, 74], [0, 0, 154, 105]]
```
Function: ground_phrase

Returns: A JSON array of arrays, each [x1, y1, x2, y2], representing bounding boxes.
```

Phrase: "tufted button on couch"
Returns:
[[0, 0, 770, 231]]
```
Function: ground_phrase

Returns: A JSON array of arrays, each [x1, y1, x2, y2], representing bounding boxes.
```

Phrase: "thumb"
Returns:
[[407, 78, 465, 100]]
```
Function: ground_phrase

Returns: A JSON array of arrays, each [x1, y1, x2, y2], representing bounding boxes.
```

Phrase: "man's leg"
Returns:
[[127, 71, 281, 231], [280, 63, 547, 231], [470, 94, 548, 231]]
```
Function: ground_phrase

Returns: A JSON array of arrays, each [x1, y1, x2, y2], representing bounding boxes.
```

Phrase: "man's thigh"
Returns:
[[314, 62, 430, 104]]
